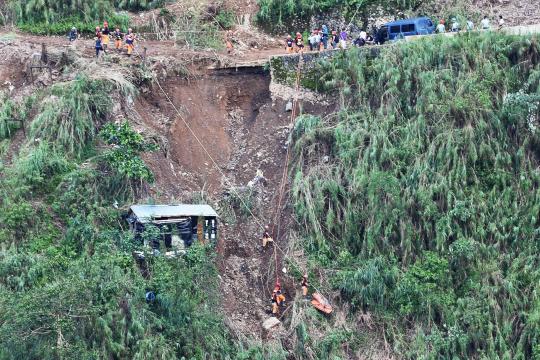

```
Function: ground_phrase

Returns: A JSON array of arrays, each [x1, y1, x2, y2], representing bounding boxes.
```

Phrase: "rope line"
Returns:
[[270, 54, 304, 287]]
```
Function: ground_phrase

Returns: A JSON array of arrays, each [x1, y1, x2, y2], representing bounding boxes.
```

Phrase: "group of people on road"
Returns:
[[285, 26, 354, 53], [436, 15, 505, 34], [285, 14, 508, 54], [68, 21, 137, 58]]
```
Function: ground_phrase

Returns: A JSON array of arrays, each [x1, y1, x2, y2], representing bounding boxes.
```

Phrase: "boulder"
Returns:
[[262, 317, 280, 330]]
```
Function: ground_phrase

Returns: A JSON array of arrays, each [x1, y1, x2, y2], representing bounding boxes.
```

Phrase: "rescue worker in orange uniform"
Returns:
[[271, 284, 286, 315], [101, 21, 111, 53], [113, 28, 123, 52], [125, 28, 135, 57], [262, 225, 274, 248], [301, 273, 308, 297], [225, 30, 234, 54], [271, 289, 279, 314]]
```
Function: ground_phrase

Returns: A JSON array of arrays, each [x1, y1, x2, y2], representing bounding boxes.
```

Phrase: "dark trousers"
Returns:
[[322, 36, 328, 49]]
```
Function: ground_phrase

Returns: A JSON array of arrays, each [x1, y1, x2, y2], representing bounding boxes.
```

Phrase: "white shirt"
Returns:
[[436, 24, 446, 33], [481, 18, 490, 29], [498, 18, 505, 27], [452, 22, 460, 31], [359, 31, 367, 40]]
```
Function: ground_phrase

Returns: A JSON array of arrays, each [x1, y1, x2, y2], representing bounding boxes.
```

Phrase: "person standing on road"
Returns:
[[285, 34, 294, 53], [125, 28, 135, 57], [498, 15, 505, 30], [481, 16, 491, 30], [295, 32, 304, 53], [314, 29, 321, 51], [113, 28, 123, 52], [308, 30, 317, 51], [339, 28, 347, 49], [95, 36, 103, 58], [331, 30, 339, 49], [436, 19, 446, 33], [68, 27, 78, 42], [451, 18, 460, 32], [321, 24, 329, 49], [101, 21, 111, 53], [375, 27, 386, 45]]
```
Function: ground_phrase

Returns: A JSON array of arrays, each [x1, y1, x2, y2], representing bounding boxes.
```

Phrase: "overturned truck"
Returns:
[[127, 204, 218, 255]]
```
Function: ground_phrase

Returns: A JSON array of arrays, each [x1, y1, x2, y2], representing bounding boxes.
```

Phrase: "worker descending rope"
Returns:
[[262, 225, 274, 248], [271, 283, 286, 315], [301, 273, 309, 298]]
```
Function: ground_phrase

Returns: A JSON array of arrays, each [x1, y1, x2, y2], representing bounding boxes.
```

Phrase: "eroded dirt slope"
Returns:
[[134, 66, 300, 337]]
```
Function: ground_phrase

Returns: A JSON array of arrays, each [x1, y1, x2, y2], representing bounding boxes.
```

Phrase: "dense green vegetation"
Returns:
[[4, 0, 157, 35], [292, 33, 540, 358], [5, 0, 234, 36]]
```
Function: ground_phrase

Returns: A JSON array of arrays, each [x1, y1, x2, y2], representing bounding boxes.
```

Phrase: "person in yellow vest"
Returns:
[[113, 28, 123, 52], [271, 284, 286, 314], [271, 289, 279, 314], [225, 30, 234, 54], [125, 28, 135, 57], [262, 225, 274, 248], [101, 21, 111, 53], [301, 273, 308, 297]]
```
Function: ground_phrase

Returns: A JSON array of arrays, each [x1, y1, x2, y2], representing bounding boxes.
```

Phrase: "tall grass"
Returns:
[[292, 33, 540, 358], [30, 75, 118, 156]]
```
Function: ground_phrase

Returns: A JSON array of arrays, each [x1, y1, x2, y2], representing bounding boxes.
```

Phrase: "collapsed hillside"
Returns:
[[2, 17, 540, 360]]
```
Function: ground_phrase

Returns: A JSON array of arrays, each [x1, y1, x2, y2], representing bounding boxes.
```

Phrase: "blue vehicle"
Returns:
[[379, 17, 435, 42]]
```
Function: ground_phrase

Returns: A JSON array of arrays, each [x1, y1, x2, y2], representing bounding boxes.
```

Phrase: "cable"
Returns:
[[270, 54, 304, 288]]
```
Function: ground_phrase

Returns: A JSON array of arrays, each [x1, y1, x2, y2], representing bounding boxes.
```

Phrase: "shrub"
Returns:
[[30, 75, 113, 155], [215, 9, 235, 30], [99, 121, 157, 183], [0, 93, 17, 139], [11, 141, 72, 192]]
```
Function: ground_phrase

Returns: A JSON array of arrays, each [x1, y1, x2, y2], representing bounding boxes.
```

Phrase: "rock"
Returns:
[[262, 317, 281, 330]]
